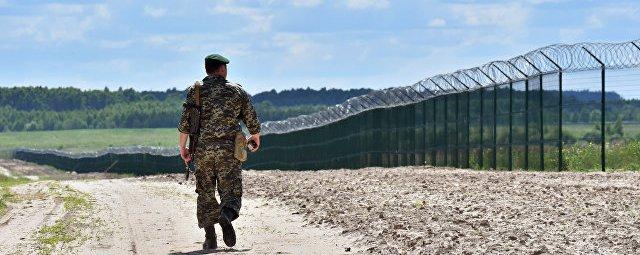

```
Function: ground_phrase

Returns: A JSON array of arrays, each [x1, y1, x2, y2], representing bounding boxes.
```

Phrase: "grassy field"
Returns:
[[0, 128, 177, 152], [0, 126, 638, 171], [563, 122, 640, 139], [0, 124, 639, 152]]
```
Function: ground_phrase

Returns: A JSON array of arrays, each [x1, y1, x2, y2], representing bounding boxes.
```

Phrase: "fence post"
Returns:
[[539, 74, 544, 171], [507, 62, 530, 170], [409, 103, 416, 166], [429, 78, 448, 167], [522, 57, 542, 171], [466, 91, 470, 168], [539, 52, 563, 171], [535, 54, 564, 172], [480, 88, 484, 169], [525, 79, 529, 170], [432, 99, 437, 166], [462, 73, 481, 169], [395, 106, 401, 166], [583, 47, 606, 172], [451, 75, 472, 168], [423, 100, 428, 165], [558, 72, 563, 171], [509, 81, 513, 171], [444, 96, 449, 166], [478, 69, 496, 169], [443, 78, 462, 167], [455, 93, 460, 167], [493, 84, 497, 170], [600, 67, 605, 172], [494, 64, 519, 171]]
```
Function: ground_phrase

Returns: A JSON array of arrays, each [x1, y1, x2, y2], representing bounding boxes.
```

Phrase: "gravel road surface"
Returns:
[[244, 167, 640, 254]]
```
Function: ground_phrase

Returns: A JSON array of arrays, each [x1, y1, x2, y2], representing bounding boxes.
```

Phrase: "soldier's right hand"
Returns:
[[180, 146, 192, 163], [247, 133, 260, 152]]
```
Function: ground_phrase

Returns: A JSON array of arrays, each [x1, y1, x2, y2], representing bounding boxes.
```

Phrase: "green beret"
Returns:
[[205, 54, 230, 65]]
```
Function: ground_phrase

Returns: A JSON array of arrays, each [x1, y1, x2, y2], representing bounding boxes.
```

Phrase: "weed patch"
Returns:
[[0, 175, 31, 216], [35, 182, 94, 255]]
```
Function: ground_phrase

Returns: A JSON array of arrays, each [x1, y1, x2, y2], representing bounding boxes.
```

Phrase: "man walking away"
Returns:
[[178, 54, 261, 250]]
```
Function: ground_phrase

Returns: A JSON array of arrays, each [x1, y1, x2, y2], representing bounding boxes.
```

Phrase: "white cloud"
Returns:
[[345, 0, 389, 10], [557, 28, 585, 42], [144, 34, 193, 47], [274, 34, 314, 57], [98, 39, 134, 49], [272, 33, 332, 71], [292, 0, 322, 7], [428, 18, 446, 27], [85, 59, 133, 74], [95, 5, 110, 19], [586, 4, 640, 29], [143, 6, 168, 18], [212, 3, 273, 33], [547, 3, 640, 43], [451, 3, 528, 31], [43, 3, 86, 15], [4, 3, 111, 43], [525, 0, 567, 4], [138, 33, 253, 57]]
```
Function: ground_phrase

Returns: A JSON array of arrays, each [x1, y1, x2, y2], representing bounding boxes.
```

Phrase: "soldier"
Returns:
[[178, 54, 261, 250]]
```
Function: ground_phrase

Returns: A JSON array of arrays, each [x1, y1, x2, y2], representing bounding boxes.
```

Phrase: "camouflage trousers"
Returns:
[[194, 142, 242, 228]]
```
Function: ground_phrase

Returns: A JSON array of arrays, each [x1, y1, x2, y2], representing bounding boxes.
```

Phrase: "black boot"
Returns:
[[219, 208, 237, 247], [203, 226, 217, 250]]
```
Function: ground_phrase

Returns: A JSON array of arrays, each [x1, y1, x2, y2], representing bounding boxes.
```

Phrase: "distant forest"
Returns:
[[1, 86, 639, 132], [0, 86, 371, 132]]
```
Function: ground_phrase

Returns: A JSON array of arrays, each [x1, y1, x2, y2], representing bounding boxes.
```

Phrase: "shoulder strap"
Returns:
[[194, 84, 201, 107]]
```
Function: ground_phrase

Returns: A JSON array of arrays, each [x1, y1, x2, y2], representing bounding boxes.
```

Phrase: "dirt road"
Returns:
[[0, 178, 357, 255], [5, 163, 640, 254]]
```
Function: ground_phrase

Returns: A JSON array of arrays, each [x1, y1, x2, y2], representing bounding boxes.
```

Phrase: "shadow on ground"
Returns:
[[169, 248, 251, 254]]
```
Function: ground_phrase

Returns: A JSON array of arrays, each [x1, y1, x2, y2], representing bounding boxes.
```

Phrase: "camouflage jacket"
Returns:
[[178, 75, 261, 144]]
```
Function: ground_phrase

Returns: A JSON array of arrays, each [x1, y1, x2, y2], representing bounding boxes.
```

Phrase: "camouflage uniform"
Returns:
[[178, 75, 261, 228]]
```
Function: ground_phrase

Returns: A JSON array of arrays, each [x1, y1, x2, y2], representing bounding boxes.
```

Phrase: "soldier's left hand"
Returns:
[[180, 146, 192, 163]]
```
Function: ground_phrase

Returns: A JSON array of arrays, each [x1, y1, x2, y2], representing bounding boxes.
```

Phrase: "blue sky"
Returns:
[[0, 0, 638, 94]]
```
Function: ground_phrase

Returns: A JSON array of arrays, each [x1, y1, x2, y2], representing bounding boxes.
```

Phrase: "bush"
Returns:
[[563, 140, 640, 171]]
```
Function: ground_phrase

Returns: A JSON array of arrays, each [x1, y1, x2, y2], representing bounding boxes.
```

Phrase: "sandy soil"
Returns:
[[0, 181, 63, 254], [243, 167, 640, 254], [3, 164, 640, 254], [0, 177, 358, 255]]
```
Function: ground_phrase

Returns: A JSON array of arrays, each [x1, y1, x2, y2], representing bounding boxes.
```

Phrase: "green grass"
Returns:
[[0, 176, 31, 216], [0, 128, 177, 152], [1, 126, 640, 171], [60, 186, 92, 211], [36, 183, 93, 255], [563, 123, 640, 139], [563, 140, 640, 171], [37, 219, 77, 254]]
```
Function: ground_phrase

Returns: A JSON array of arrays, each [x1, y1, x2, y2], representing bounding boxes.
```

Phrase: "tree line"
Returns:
[[0, 86, 372, 111], [0, 86, 368, 132], [1, 86, 639, 132]]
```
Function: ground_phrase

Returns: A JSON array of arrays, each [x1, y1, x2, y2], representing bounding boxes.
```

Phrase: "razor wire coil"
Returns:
[[261, 39, 640, 135]]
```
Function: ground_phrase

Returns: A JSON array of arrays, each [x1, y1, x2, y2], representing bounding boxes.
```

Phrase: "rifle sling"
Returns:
[[194, 84, 201, 107]]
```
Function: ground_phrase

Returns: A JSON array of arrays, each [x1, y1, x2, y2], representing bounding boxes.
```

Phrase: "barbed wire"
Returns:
[[261, 39, 640, 135]]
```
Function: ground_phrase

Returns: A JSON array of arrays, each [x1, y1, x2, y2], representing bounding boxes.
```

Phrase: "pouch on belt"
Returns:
[[234, 132, 248, 162]]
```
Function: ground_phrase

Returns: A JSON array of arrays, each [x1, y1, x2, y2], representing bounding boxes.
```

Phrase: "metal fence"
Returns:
[[246, 39, 640, 171], [13, 147, 181, 174]]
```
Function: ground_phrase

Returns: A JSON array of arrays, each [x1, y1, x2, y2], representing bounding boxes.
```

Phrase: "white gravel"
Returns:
[[243, 167, 640, 254]]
